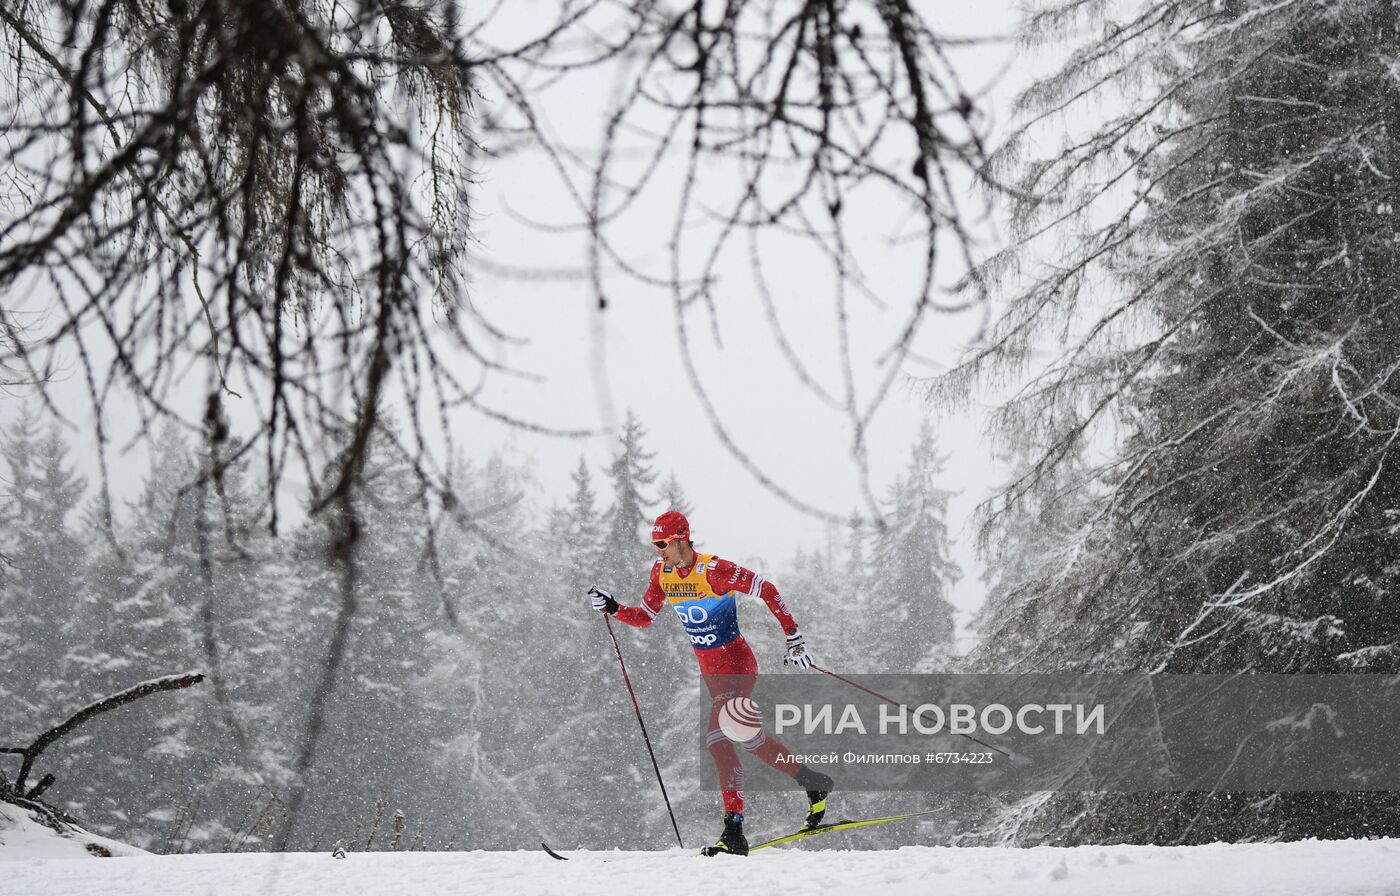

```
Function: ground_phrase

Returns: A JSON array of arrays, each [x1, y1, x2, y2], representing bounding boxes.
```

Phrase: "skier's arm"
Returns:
[[609, 564, 666, 629], [707, 559, 799, 636], [709, 558, 815, 668]]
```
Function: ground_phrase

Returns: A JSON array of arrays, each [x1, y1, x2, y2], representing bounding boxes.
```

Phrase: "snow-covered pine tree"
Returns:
[[529, 451, 662, 846], [593, 412, 658, 597], [551, 457, 603, 598], [946, 0, 1400, 843], [832, 512, 874, 670], [60, 425, 208, 848], [968, 446, 1097, 674], [60, 421, 287, 851], [279, 428, 490, 849], [657, 473, 694, 519], [867, 421, 962, 672], [542, 449, 616, 830], [0, 408, 87, 734], [844, 511, 869, 589], [425, 452, 554, 850], [775, 523, 848, 665]]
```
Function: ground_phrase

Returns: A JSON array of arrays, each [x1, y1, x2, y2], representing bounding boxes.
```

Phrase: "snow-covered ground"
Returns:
[[4, 805, 1400, 896], [0, 802, 148, 861]]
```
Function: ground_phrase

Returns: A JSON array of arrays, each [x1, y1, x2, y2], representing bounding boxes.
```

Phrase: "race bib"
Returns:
[[670, 593, 740, 650]]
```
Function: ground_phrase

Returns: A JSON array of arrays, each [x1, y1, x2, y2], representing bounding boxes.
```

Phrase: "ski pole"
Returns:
[[603, 614, 685, 848], [809, 664, 1013, 758]]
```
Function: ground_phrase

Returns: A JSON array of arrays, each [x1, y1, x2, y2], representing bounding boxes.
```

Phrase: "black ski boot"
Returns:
[[794, 765, 835, 830], [700, 812, 749, 856]]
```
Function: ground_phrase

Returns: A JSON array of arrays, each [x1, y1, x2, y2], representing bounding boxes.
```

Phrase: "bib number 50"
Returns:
[[674, 605, 709, 624]]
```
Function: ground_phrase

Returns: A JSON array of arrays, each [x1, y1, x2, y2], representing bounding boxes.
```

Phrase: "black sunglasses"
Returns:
[[652, 540, 671, 550]]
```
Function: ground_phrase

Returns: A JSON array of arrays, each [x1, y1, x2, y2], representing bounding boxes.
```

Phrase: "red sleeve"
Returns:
[[614, 562, 666, 628], [707, 557, 799, 635]]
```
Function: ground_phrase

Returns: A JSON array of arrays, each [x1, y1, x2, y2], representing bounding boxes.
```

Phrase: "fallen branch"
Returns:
[[3, 672, 205, 796]]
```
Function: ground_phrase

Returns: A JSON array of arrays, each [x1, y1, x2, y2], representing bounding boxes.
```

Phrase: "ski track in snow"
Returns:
[[5, 839, 1400, 896]]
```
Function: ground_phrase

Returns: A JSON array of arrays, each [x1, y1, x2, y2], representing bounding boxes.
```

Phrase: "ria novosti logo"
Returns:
[[717, 696, 763, 742]]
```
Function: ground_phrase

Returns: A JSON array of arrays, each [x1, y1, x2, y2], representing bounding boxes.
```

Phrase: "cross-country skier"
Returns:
[[588, 509, 834, 856]]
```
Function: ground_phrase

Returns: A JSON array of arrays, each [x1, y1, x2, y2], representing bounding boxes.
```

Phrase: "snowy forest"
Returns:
[[1, 405, 961, 851], [4, 0, 1400, 860]]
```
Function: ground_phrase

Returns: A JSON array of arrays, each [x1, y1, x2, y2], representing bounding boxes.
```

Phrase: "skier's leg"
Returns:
[[701, 673, 750, 854], [704, 674, 746, 816], [716, 670, 796, 773], [704, 641, 808, 778], [706, 728, 746, 814], [728, 673, 834, 828], [734, 728, 800, 774]]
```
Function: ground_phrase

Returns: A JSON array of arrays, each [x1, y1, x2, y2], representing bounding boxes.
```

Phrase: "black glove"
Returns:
[[588, 586, 619, 615]]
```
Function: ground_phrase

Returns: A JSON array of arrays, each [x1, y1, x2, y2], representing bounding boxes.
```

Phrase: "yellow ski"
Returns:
[[748, 810, 940, 851]]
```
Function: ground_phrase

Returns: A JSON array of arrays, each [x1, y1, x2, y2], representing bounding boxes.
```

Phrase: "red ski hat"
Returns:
[[651, 510, 690, 543]]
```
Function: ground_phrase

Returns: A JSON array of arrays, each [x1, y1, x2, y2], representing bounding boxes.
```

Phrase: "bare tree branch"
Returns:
[[4, 672, 205, 796]]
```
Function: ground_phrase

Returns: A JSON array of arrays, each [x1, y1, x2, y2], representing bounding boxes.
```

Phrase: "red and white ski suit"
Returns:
[[613, 553, 802, 815]]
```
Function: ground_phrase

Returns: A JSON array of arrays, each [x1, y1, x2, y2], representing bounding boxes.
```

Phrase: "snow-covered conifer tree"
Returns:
[[947, 0, 1400, 843], [867, 422, 962, 671], [657, 473, 695, 520], [593, 413, 658, 597], [0, 408, 87, 731]]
